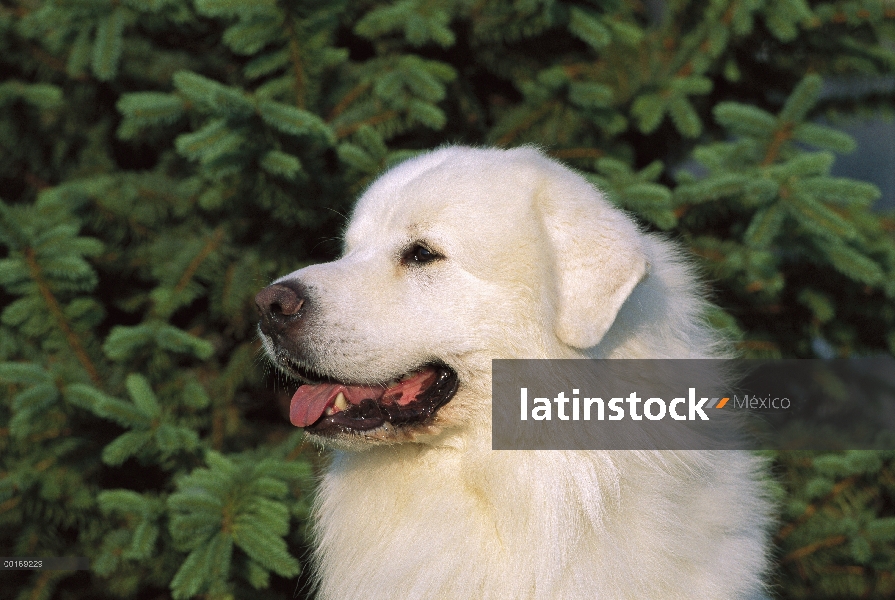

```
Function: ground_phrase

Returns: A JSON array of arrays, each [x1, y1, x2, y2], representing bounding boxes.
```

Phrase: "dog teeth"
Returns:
[[382, 371, 416, 388], [325, 406, 334, 416], [334, 391, 348, 411]]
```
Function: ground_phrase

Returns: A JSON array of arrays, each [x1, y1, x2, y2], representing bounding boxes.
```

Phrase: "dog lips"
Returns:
[[289, 368, 439, 428]]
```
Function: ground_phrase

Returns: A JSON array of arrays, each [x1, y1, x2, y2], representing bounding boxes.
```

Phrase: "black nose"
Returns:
[[255, 280, 307, 337]]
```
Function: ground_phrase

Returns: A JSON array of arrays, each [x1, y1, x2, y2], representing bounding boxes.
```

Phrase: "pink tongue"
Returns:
[[289, 383, 344, 428], [289, 368, 438, 428]]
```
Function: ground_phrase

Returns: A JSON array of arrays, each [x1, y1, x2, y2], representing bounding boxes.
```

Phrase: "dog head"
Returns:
[[256, 146, 648, 447]]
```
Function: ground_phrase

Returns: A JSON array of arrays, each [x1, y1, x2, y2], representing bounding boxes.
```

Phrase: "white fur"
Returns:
[[268, 147, 771, 599]]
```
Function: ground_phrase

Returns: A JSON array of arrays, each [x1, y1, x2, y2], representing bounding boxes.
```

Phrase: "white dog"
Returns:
[[256, 146, 771, 599]]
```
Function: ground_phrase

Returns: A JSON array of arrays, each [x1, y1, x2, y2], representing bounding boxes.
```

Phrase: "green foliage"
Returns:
[[677, 74, 893, 358], [2, 0, 894, 598], [775, 451, 895, 598], [166, 450, 306, 597]]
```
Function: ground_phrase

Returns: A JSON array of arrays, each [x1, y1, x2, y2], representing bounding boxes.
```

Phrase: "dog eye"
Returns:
[[402, 243, 441, 265]]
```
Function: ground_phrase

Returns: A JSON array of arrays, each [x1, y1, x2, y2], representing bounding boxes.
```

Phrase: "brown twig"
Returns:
[[549, 147, 605, 160], [335, 110, 399, 139], [781, 534, 847, 563], [211, 409, 225, 451], [761, 122, 794, 166], [24, 248, 101, 384], [495, 101, 558, 147], [173, 227, 225, 295], [328, 82, 372, 122], [807, 8, 895, 28], [284, 17, 306, 109], [24, 172, 51, 191], [0, 496, 21, 514], [28, 571, 54, 600], [734, 339, 779, 351], [775, 474, 860, 542], [287, 436, 310, 462]]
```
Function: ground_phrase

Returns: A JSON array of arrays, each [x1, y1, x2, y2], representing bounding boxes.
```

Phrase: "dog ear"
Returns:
[[536, 164, 649, 349]]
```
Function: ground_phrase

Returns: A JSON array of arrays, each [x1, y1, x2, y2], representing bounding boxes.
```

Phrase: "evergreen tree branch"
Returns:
[[335, 110, 399, 138], [328, 82, 372, 122], [174, 227, 226, 296], [24, 172, 51, 192], [25, 43, 89, 83], [212, 406, 225, 451], [761, 122, 795, 166], [495, 100, 558, 146], [284, 16, 306, 110], [286, 437, 310, 462], [0, 496, 22, 514], [735, 340, 780, 353], [807, 8, 895, 27], [23, 248, 101, 384], [782, 534, 848, 563], [549, 148, 604, 160], [27, 570, 56, 600], [775, 474, 860, 542]]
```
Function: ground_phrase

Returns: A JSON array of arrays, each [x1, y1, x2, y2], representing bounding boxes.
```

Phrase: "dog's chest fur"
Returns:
[[312, 442, 768, 599]]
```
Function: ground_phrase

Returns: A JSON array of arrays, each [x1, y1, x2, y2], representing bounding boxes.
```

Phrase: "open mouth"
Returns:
[[287, 363, 459, 436]]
